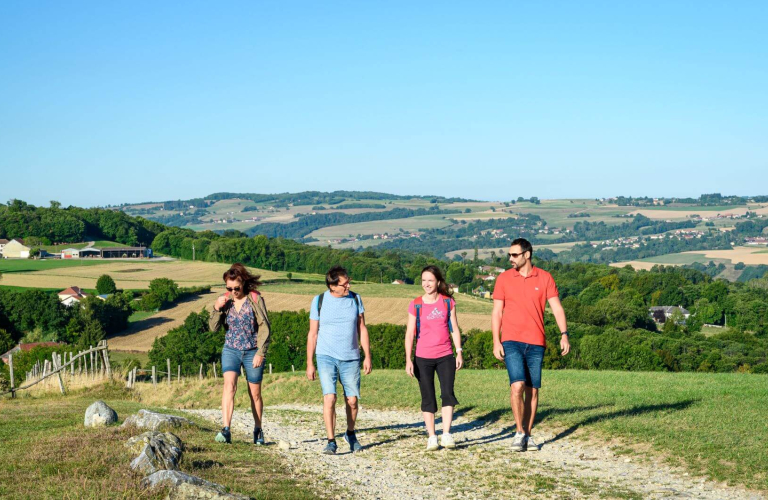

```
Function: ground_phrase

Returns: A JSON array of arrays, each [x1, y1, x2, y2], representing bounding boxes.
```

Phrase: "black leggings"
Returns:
[[414, 354, 459, 413]]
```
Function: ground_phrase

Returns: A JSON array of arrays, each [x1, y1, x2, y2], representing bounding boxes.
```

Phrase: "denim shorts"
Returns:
[[221, 346, 265, 384], [316, 354, 361, 398], [502, 340, 545, 389]]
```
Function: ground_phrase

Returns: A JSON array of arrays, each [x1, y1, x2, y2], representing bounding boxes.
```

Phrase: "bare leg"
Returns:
[[323, 394, 337, 440], [221, 371, 238, 427], [247, 382, 263, 428], [345, 396, 358, 432], [441, 406, 454, 434], [522, 387, 539, 434], [510, 381, 526, 434], [422, 412, 436, 436]]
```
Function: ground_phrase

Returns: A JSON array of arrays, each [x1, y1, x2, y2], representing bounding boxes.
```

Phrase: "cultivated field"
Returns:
[[308, 214, 455, 241], [0, 260, 302, 290], [445, 241, 582, 260], [629, 203, 768, 220], [611, 246, 768, 270]]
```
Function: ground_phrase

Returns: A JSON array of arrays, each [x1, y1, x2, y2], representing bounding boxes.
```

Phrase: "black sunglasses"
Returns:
[[508, 252, 526, 258], [226, 286, 242, 292]]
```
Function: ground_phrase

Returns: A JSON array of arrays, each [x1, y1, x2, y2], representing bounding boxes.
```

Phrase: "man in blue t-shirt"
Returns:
[[306, 265, 372, 455]]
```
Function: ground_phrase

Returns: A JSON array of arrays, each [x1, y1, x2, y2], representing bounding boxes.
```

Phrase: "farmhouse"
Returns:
[[58, 286, 88, 307], [391, 279, 405, 285], [0, 238, 8, 256], [2, 342, 64, 364], [649, 306, 691, 324], [1, 239, 30, 259], [745, 237, 768, 246]]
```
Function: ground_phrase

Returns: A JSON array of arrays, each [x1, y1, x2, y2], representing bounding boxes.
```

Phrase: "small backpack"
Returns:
[[414, 296, 453, 340]]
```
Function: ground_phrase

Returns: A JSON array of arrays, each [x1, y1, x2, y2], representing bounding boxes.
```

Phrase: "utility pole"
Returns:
[[192, 243, 195, 261]]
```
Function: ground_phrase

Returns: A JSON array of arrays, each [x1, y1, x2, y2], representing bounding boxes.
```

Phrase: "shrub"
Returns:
[[149, 278, 179, 305]]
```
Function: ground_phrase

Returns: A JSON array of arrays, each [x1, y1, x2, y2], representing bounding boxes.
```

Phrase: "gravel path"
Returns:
[[187, 406, 765, 499]]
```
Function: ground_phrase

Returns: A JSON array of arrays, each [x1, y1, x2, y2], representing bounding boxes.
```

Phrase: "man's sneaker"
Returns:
[[426, 435, 439, 452], [344, 431, 363, 452], [511, 433, 527, 452], [322, 440, 338, 455], [253, 427, 265, 446], [215, 427, 232, 444], [440, 433, 456, 449], [526, 435, 540, 451]]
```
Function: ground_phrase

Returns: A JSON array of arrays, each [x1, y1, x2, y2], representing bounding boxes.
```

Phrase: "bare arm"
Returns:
[[358, 313, 372, 374], [450, 305, 463, 370], [491, 299, 505, 360], [547, 296, 570, 356], [306, 319, 319, 380], [404, 313, 417, 376]]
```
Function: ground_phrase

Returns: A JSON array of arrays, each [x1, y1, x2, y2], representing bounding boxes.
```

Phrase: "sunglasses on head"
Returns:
[[226, 286, 241, 292]]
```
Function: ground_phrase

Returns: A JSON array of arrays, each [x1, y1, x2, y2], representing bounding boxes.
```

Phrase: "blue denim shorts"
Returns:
[[502, 341, 545, 389], [221, 346, 265, 384], [316, 354, 361, 398]]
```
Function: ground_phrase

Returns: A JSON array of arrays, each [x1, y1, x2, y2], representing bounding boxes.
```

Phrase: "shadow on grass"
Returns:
[[357, 406, 477, 450], [542, 399, 699, 445]]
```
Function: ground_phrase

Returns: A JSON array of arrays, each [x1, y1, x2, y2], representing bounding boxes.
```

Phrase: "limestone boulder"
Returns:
[[121, 409, 193, 431], [142, 470, 224, 491], [84, 401, 118, 427], [126, 431, 184, 475], [166, 482, 250, 500]]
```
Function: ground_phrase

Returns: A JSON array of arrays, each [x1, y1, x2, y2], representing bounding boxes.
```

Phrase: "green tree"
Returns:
[[96, 274, 117, 295], [149, 278, 179, 305]]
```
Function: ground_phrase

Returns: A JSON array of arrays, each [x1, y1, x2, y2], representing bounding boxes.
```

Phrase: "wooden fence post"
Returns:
[[269, 363, 272, 375], [166, 359, 171, 386], [90, 346, 95, 380], [70, 352, 75, 376], [53, 353, 65, 395], [199, 363, 203, 380], [8, 354, 14, 398], [102, 344, 111, 377], [292, 364, 295, 372], [177, 365, 181, 383], [213, 362, 217, 379], [152, 366, 157, 387]]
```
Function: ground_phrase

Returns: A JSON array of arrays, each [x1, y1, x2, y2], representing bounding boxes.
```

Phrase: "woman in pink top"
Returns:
[[405, 265, 463, 451]]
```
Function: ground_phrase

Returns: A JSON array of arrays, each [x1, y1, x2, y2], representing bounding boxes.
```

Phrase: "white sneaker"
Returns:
[[426, 435, 439, 452], [526, 435, 540, 451], [440, 433, 456, 449], [511, 433, 527, 452]]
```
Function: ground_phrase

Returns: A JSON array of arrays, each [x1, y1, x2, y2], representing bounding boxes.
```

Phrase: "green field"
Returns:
[[637, 253, 729, 265], [638, 205, 748, 212], [308, 214, 455, 240], [0, 385, 326, 499], [0, 259, 109, 273]]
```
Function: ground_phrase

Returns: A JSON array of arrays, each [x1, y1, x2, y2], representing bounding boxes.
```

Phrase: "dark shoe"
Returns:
[[254, 427, 265, 446], [322, 440, 338, 455], [215, 427, 232, 444], [344, 431, 363, 452]]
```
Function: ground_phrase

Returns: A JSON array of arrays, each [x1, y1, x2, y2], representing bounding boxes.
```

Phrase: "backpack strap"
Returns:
[[316, 293, 325, 319], [444, 296, 453, 334], [414, 297, 423, 340]]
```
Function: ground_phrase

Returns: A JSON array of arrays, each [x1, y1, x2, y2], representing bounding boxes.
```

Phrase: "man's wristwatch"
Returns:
[[561, 331, 569, 337]]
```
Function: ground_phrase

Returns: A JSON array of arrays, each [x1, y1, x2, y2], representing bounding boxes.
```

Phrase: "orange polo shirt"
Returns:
[[493, 266, 558, 346]]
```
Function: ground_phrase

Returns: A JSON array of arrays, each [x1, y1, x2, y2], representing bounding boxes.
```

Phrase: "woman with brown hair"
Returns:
[[209, 263, 271, 445], [404, 265, 463, 451]]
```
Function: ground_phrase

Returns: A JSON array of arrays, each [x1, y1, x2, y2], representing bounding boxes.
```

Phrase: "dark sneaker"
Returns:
[[344, 431, 363, 452], [254, 427, 265, 446], [322, 440, 338, 455], [215, 427, 232, 444], [511, 433, 527, 452]]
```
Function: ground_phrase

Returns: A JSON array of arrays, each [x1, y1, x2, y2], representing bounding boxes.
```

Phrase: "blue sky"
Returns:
[[1, 1, 766, 207]]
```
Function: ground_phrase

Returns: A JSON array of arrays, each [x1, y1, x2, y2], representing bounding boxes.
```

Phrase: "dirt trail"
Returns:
[[188, 405, 763, 500]]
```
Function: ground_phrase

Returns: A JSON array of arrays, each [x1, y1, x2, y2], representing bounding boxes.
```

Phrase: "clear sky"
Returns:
[[1, 1, 766, 207]]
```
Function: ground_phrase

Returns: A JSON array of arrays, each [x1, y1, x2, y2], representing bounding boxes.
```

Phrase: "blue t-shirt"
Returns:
[[310, 291, 365, 361]]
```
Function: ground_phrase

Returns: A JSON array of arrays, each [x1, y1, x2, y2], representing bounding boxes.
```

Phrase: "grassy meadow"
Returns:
[[0, 384, 333, 499]]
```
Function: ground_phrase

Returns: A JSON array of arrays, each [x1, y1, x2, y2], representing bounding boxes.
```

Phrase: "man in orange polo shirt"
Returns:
[[492, 238, 570, 452]]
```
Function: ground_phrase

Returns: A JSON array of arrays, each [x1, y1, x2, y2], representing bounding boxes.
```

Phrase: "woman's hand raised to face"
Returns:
[[214, 296, 228, 311]]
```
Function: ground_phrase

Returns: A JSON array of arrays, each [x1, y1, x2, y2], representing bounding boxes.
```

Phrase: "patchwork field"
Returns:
[[610, 246, 768, 270], [445, 241, 582, 260], [629, 203, 768, 220], [308, 214, 455, 240], [0, 260, 309, 290]]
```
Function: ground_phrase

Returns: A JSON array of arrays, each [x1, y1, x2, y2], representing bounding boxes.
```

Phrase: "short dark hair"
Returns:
[[325, 265, 349, 289], [511, 238, 533, 259]]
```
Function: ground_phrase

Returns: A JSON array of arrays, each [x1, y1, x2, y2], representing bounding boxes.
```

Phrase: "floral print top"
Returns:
[[225, 299, 257, 350]]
